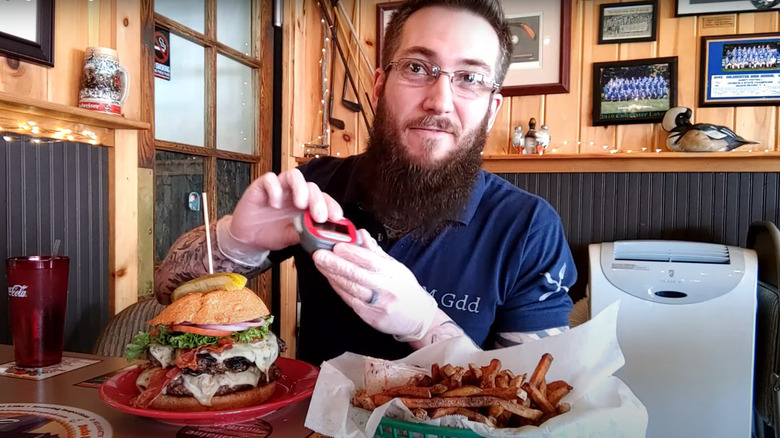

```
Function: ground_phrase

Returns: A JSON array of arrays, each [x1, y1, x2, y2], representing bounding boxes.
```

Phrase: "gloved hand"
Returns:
[[312, 230, 439, 341], [217, 169, 343, 266]]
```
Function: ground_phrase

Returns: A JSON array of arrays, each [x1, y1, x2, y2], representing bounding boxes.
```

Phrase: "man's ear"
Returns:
[[372, 68, 386, 108], [486, 93, 503, 132]]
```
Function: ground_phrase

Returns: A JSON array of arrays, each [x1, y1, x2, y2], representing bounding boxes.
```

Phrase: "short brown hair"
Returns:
[[380, 0, 513, 87]]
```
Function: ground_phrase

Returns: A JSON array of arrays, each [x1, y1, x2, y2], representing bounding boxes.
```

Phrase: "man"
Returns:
[[156, 0, 575, 366]]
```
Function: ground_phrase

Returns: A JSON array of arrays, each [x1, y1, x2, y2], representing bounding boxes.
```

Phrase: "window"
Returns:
[[146, 0, 273, 297]]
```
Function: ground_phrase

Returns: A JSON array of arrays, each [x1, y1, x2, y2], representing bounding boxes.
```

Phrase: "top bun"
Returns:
[[149, 287, 269, 326]]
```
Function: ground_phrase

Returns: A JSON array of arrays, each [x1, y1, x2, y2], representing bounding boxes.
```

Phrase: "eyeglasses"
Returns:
[[384, 58, 499, 99]]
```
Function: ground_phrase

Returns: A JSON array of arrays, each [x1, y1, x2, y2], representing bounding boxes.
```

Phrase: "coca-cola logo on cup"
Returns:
[[8, 285, 28, 298]]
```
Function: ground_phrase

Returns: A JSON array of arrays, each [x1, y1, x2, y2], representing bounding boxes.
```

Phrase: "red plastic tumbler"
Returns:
[[6, 256, 70, 367]]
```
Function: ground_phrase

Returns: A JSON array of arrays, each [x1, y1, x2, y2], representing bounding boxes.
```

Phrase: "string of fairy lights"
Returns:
[[0, 120, 100, 145]]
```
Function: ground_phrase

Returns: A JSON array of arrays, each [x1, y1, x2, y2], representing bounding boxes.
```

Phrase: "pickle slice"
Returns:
[[171, 272, 248, 302]]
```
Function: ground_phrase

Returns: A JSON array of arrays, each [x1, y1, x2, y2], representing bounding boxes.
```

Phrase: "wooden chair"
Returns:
[[91, 297, 166, 357], [748, 221, 780, 438]]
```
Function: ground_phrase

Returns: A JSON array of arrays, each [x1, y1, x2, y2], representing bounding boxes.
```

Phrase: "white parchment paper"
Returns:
[[304, 301, 648, 437]]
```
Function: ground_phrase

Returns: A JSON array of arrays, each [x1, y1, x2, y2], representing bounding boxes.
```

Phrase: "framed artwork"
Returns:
[[0, 0, 54, 67], [501, 0, 571, 97], [592, 57, 677, 126], [376, 2, 405, 70], [675, 0, 780, 17], [699, 32, 780, 107], [598, 1, 658, 45]]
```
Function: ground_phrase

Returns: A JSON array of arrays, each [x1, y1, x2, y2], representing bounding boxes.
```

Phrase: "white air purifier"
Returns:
[[589, 240, 757, 438]]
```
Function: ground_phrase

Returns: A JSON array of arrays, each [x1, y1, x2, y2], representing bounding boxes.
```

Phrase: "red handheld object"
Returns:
[[295, 211, 360, 253]]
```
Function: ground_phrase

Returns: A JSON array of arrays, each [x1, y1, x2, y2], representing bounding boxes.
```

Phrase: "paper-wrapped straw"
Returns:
[[202, 192, 214, 274]]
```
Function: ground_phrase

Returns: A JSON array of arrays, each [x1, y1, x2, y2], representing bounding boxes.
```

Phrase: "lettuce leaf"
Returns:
[[124, 315, 274, 361]]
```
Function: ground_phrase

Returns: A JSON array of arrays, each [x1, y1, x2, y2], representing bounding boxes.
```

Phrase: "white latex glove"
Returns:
[[312, 230, 438, 341], [217, 169, 344, 265]]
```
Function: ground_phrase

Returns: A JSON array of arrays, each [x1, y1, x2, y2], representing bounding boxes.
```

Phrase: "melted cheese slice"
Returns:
[[143, 334, 280, 406], [176, 368, 262, 406]]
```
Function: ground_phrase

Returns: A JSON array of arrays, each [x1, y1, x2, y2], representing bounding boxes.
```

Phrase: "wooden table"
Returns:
[[0, 345, 315, 437]]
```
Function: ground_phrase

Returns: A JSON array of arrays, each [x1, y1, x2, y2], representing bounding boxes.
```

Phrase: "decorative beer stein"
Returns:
[[78, 47, 129, 115]]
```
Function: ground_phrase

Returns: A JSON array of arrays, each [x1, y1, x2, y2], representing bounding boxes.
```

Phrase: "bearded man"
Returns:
[[156, 0, 575, 366]]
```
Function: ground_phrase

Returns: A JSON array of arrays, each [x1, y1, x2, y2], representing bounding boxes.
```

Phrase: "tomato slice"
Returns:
[[170, 324, 233, 337]]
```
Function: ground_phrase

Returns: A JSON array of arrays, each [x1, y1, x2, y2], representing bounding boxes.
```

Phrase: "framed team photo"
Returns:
[[592, 57, 677, 126], [598, 1, 657, 45], [675, 0, 780, 17], [699, 32, 780, 107]]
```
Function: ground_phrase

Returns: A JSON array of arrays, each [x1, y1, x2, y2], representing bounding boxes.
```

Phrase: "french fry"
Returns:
[[375, 385, 432, 399], [431, 363, 440, 382], [480, 387, 524, 400], [547, 380, 573, 406], [495, 399, 544, 421], [479, 359, 501, 389], [351, 354, 571, 430], [430, 406, 460, 419], [441, 385, 483, 397], [411, 408, 429, 420], [527, 383, 556, 414], [469, 363, 482, 382], [453, 408, 496, 427], [440, 364, 456, 378], [487, 404, 504, 419], [429, 383, 449, 395], [509, 373, 526, 389], [529, 353, 553, 388], [496, 371, 510, 389]]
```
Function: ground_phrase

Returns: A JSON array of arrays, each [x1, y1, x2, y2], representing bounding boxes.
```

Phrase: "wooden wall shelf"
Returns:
[[0, 91, 150, 131], [295, 152, 780, 173]]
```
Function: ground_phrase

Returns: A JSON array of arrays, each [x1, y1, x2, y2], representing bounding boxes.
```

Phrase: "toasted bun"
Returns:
[[148, 287, 269, 326], [148, 382, 277, 412]]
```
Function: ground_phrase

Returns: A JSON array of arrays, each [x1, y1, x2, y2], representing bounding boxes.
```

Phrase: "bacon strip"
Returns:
[[133, 367, 181, 408]]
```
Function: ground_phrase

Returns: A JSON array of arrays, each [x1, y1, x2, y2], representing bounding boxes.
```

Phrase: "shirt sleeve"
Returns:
[[494, 204, 576, 333]]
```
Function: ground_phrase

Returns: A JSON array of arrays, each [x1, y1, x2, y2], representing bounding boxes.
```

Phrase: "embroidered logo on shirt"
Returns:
[[539, 263, 569, 301], [422, 286, 481, 313]]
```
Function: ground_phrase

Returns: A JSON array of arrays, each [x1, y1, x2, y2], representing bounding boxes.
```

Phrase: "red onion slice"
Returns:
[[194, 319, 267, 332]]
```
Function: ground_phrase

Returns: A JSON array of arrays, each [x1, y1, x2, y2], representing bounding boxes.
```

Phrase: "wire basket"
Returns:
[[375, 417, 482, 438]]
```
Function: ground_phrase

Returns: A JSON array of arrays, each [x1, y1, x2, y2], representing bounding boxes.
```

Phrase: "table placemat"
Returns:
[[0, 356, 100, 380], [0, 403, 112, 437]]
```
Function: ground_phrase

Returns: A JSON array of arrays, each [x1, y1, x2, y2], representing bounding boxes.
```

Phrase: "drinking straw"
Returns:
[[52, 239, 61, 256], [202, 192, 214, 274]]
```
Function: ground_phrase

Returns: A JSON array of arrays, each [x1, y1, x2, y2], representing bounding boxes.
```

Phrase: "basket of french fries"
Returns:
[[305, 302, 649, 437]]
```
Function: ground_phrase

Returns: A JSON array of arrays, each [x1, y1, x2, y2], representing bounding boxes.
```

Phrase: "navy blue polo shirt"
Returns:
[[270, 155, 575, 366]]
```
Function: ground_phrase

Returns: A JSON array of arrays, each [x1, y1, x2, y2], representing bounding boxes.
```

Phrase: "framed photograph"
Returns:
[[592, 57, 677, 126], [0, 0, 54, 67], [376, 2, 405, 70], [598, 1, 657, 45], [699, 33, 780, 107], [676, 0, 780, 17], [500, 0, 571, 97]]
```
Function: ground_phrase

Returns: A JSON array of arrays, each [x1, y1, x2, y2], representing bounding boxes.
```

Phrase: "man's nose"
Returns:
[[422, 74, 455, 114]]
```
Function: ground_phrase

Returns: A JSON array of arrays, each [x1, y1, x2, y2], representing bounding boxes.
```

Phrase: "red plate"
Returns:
[[99, 357, 318, 426]]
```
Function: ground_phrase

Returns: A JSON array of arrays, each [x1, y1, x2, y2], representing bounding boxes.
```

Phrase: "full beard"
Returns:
[[361, 95, 490, 241]]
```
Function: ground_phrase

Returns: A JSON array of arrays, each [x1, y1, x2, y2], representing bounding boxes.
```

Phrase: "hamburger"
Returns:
[[125, 278, 282, 411]]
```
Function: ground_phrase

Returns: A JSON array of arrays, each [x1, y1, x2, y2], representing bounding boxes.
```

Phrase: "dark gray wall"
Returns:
[[1, 135, 109, 353], [498, 172, 780, 302]]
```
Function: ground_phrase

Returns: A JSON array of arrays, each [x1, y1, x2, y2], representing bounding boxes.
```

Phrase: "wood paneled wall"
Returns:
[[0, 0, 141, 121], [0, 0, 144, 315], [283, 0, 780, 165]]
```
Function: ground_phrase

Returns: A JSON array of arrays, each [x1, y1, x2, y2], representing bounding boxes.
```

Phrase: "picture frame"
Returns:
[[675, 0, 780, 17], [592, 57, 677, 126], [699, 32, 780, 107], [598, 1, 657, 45], [376, 2, 405, 70], [501, 0, 571, 97], [0, 0, 54, 67]]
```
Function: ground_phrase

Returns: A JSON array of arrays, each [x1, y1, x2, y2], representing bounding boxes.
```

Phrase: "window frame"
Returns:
[[141, 0, 274, 301]]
